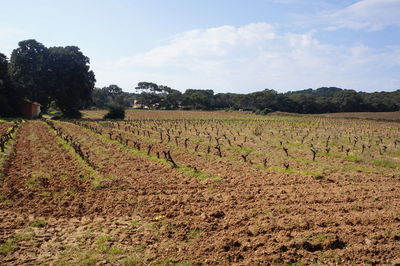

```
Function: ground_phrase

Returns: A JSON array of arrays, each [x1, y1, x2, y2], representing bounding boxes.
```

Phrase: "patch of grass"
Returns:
[[25, 177, 38, 188], [0, 230, 37, 255], [345, 154, 363, 163], [131, 220, 141, 228], [341, 165, 377, 173], [40, 191, 51, 197], [0, 239, 15, 254], [31, 217, 49, 228], [314, 234, 331, 243], [94, 234, 124, 255], [122, 256, 139, 266], [95, 234, 113, 253], [92, 175, 106, 189], [14, 232, 35, 242], [188, 228, 202, 240], [372, 159, 397, 168]]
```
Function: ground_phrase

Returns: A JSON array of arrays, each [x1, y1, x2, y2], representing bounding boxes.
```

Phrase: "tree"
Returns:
[[161, 89, 182, 109], [134, 82, 182, 109], [104, 84, 123, 98], [331, 89, 363, 112], [9, 39, 50, 111], [0, 53, 17, 116], [135, 82, 160, 93], [287, 93, 319, 113], [213, 93, 238, 109], [46, 46, 95, 118], [182, 89, 214, 110], [91, 87, 108, 108]]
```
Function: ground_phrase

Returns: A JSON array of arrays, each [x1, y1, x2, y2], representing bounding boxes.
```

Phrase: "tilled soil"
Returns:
[[0, 123, 12, 136], [0, 120, 399, 265]]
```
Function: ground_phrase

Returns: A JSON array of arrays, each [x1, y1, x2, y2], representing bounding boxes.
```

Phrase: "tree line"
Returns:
[[0, 39, 95, 118], [92, 83, 400, 114], [1, 39, 399, 118]]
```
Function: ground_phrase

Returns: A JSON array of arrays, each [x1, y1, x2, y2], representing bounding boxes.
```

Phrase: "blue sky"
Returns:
[[1, 0, 399, 93]]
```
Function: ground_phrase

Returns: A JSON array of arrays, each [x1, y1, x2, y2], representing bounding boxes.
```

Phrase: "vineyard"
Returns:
[[0, 111, 399, 265]]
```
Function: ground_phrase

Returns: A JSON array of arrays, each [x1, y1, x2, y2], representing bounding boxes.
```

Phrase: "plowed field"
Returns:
[[0, 113, 399, 265]]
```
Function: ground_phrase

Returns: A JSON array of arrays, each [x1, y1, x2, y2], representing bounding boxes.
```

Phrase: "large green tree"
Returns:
[[8, 39, 95, 118], [9, 39, 50, 111], [46, 46, 96, 118], [0, 53, 17, 116]]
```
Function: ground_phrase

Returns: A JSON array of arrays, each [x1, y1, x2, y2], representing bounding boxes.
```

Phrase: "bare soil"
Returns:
[[0, 117, 399, 265]]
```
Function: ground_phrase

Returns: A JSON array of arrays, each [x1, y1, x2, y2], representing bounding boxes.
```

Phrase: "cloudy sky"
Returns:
[[1, 0, 399, 93]]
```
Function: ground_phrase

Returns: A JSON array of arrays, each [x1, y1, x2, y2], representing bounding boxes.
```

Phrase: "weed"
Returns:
[[345, 154, 363, 163], [25, 177, 38, 188], [122, 256, 139, 266], [372, 159, 397, 168], [0, 239, 15, 254], [31, 217, 49, 228], [188, 228, 203, 240]]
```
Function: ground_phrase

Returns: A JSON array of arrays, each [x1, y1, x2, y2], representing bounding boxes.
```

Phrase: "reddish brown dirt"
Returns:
[[0, 120, 399, 265], [0, 123, 12, 136]]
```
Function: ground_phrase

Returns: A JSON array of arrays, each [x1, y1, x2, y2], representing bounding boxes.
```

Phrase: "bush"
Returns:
[[62, 109, 82, 119], [104, 104, 125, 120], [259, 108, 273, 115]]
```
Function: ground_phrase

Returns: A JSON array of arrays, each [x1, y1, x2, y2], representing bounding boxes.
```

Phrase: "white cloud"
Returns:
[[323, 0, 400, 31], [95, 22, 400, 93]]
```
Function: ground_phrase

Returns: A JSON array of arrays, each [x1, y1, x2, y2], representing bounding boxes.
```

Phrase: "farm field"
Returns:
[[82, 109, 256, 120], [0, 112, 399, 265], [313, 111, 400, 121]]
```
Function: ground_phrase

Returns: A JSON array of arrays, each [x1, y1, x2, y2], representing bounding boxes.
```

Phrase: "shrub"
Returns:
[[104, 104, 125, 120], [62, 109, 82, 119]]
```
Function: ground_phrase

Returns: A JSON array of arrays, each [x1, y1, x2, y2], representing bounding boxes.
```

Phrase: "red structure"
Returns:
[[20, 100, 41, 118]]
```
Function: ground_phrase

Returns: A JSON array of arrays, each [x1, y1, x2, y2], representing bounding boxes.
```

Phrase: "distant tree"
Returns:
[[331, 89, 363, 112], [287, 93, 319, 113], [161, 88, 182, 109], [91, 85, 133, 109], [91, 87, 108, 108], [104, 84, 123, 98], [46, 46, 95, 118], [134, 82, 182, 109], [9, 39, 50, 111], [314, 87, 342, 97], [182, 89, 214, 110], [135, 82, 160, 93]]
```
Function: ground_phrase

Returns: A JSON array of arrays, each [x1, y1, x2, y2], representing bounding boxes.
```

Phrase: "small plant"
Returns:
[[31, 217, 48, 228]]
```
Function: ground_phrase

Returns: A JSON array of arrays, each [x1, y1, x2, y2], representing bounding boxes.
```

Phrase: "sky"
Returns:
[[0, 0, 399, 93]]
